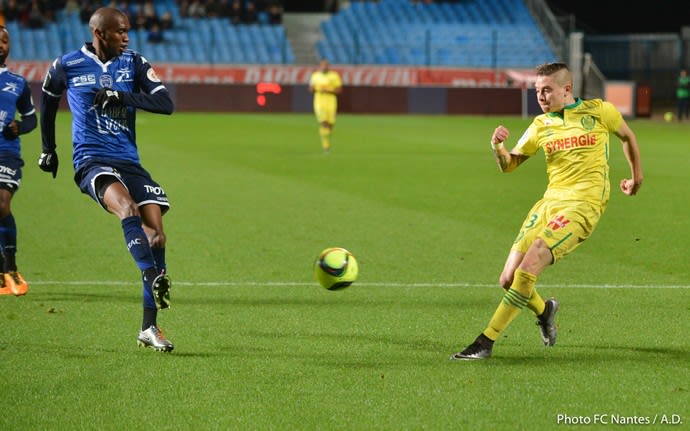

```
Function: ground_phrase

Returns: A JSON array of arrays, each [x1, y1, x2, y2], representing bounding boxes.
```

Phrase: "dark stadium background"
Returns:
[[544, 0, 689, 34], [283, 0, 690, 35]]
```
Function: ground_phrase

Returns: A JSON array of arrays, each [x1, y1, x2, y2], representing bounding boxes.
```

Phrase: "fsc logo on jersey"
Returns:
[[72, 74, 96, 87]]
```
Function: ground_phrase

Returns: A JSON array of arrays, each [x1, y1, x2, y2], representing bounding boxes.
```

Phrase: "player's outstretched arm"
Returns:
[[38, 92, 60, 178], [39, 92, 59, 153], [490, 125, 528, 173], [94, 88, 174, 115], [120, 90, 174, 115], [615, 120, 643, 196]]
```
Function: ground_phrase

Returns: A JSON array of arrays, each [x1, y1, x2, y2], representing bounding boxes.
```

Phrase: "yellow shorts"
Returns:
[[511, 198, 605, 262], [314, 97, 337, 124]]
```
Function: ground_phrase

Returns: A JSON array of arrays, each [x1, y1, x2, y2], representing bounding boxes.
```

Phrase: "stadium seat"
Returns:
[[317, 0, 557, 67], [4, 3, 294, 65]]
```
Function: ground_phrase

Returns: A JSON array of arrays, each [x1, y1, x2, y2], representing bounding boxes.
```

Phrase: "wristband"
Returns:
[[491, 141, 504, 150]]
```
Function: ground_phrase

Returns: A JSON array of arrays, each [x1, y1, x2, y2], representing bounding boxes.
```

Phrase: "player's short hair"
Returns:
[[536, 62, 569, 76], [89, 7, 126, 33], [536, 62, 572, 87]]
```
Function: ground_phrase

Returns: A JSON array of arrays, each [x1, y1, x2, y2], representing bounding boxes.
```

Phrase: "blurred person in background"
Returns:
[[228, 0, 242, 25], [0, 25, 37, 296], [2, 0, 22, 23], [676, 69, 689, 121], [308, 58, 342, 153], [267, 0, 282, 24], [241, 0, 258, 24]]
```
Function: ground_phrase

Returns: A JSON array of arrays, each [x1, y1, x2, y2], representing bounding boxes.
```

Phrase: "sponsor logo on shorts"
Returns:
[[0, 165, 17, 176], [546, 215, 570, 230], [145, 185, 165, 195]]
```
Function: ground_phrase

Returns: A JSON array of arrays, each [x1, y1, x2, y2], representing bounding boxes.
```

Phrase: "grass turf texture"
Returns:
[[1, 113, 688, 430]]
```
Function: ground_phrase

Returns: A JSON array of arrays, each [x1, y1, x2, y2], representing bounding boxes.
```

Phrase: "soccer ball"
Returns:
[[314, 247, 359, 290]]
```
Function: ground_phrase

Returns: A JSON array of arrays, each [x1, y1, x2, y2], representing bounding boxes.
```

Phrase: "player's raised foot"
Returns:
[[137, 325, 174, 352], [450, 333, 494, 360], [152, 272, 171, 310], [4, 272, 28, 296], [536, 298, 559, 346]]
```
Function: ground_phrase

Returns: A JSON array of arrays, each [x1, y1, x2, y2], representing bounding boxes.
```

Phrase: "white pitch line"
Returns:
[[27, 281, 690, 289]]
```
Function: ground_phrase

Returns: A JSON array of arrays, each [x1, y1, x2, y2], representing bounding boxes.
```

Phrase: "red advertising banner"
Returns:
[[12, 61, 517, 87]]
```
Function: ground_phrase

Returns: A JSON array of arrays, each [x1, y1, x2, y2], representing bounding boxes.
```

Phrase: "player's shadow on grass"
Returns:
[[37, 290, 141, 304], [232, 329, 449, 367], [178, 295, 489, 310], [595, 344, 688, 361], [493, 343, 689, 365]]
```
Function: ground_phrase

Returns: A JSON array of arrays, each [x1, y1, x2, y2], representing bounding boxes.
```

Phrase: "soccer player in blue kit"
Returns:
[[39, 7, 175, 352], [0, 25, 37, 297]]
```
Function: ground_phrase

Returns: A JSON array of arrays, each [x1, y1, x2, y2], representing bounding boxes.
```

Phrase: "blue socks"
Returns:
[[0, 214, 17, 271], [122, 216, 157, 310]]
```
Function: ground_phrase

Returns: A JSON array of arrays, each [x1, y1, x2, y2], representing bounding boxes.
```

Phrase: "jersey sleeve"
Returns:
[[134, 54, 167, 95], [512, 122, 540, 156], [40, 58, 66, 152], [17, 79, 36, 117], [600, 100, 624, 133], [41, 58, 67, 99], [121, 53, 173, 114]]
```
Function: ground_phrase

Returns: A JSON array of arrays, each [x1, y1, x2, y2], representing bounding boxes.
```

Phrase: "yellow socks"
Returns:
[[484, 268, 537, 340], [319, 126, 331, 151], [526, 288, 546, 316]]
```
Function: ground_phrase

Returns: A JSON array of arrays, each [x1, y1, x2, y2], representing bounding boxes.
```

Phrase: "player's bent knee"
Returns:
[[531, 239, 554, 263], [108, 199, 140, 219], [499, 273, 513, 290], [147, 230, 166, 248]]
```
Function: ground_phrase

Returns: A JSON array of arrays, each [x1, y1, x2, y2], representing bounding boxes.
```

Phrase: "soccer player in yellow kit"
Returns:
[[309, 59, 342, 153], [452, 62, 644, 360]]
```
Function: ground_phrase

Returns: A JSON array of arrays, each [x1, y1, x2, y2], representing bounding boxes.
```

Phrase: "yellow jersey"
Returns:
[[309, 70, 342, 105], [513, 98, 624, 206]]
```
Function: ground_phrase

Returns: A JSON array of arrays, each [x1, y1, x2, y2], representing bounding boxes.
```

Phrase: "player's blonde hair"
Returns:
[[536, 62, 572, 87]]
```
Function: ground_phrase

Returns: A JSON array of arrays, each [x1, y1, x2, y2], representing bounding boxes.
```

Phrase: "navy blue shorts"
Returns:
[[0, 155, 24, 194], [75, 159, 170, 213]]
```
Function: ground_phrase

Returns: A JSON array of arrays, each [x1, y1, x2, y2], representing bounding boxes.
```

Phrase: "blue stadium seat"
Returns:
[[318, 0, 557, 67]]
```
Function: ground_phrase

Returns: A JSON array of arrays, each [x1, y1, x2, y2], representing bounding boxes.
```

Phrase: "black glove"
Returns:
[[2, 121, 19, 140], [94, 88, 124, 110], [38, 151, 59, 178]]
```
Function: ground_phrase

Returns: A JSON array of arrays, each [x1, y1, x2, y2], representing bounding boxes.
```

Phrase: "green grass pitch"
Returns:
[[1, 112, 688, 430]]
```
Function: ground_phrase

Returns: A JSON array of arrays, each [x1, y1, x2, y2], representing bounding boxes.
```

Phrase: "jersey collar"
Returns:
[[546, 98, 582, 118], [565, 98, 582, 109], [82, 42, 115, 69]]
